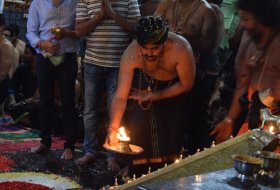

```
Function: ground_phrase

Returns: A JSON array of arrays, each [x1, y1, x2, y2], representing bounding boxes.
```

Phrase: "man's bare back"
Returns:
[[0, 37, 15, 81]]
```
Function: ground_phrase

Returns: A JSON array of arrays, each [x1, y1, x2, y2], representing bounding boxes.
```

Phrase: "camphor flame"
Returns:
[[268, 124, 277, 134], [117, 127, 130, 141]]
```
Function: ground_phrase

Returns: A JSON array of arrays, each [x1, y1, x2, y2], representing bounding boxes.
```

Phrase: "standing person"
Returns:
[[0, 14, 15, 107], [106, 16, 195, 170], [74, 0, 140, 168], [26, 0, 79, 160], [211, 0, 280, 144], [155, 0, 224, 153]]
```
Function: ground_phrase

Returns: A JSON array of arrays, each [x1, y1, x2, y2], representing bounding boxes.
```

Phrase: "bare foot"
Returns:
[[108, 158, 120, 172], [61, 149, 74, 160], [75, 154, 95, 165]]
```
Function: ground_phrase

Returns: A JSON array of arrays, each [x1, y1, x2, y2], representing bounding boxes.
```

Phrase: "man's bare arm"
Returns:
[[75, 12, 104, 37], [154, 38, 196, 100], [226, 33, 252, 120], [108, 47, 136, 130], [210, 32, 251, 143], [111, 14, 139, 32], [103, 0, 139, 31]]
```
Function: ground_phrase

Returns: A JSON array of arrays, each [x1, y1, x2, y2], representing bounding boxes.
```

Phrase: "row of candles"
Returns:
[[106, 123, 278, 189]]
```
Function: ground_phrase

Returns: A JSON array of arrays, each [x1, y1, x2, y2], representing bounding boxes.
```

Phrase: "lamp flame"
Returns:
[[268, 125, 276, 134], [117, 127, 130, 141]]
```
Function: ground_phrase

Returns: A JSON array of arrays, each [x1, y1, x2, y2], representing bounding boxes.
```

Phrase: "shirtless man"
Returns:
[[155, 0, 224, 153], [0, 14, 16, 106], [211, 0, 280, 144], [106, 16, 195, 170], [155, 0, 218, 55]]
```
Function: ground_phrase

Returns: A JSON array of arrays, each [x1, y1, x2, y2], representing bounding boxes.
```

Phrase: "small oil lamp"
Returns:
[[117, 127, 132, 153], [50, 27, 61, 35], [103, 126, 143, 154], [263, 123, 279, 135]]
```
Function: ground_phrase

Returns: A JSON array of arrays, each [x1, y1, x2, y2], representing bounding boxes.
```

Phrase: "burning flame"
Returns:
[[269, 125, 276, 134], [117, 127, 130, 141], [195, 175, 202, 183]]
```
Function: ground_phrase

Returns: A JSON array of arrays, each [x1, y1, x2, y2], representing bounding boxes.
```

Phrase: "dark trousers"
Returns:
[[36, 53, 78, 150], [184, 73, 218, 154]]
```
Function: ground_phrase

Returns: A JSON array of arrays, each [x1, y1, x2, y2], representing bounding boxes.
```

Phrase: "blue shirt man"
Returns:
[[26, 0, 79, 160], [27, 0, 78, 54]]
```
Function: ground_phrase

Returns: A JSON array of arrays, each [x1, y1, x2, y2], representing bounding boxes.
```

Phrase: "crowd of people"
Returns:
[[0, 0, 279, 177]]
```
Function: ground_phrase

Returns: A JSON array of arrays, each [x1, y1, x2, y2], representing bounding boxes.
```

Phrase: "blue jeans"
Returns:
[[83, 63, 119, 157]]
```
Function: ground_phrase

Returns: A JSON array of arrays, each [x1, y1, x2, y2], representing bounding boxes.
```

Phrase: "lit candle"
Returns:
[[269, 125, 275, 134], [211, 141, 215, 147], [114, 178, 118, 186], [195, 175, 202, 183]]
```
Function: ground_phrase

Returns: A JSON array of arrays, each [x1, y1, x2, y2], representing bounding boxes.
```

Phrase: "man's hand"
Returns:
[[210, 118, 234, 144], [102, 0, 115, 18], [106, 128, 119, 145], [53, 28, 67, 40], [39, 38, 60, 54], [128, 88, 154, 102]]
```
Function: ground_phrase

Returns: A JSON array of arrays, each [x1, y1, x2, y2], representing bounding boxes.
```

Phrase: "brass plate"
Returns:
[[103, 143, 144, 155]]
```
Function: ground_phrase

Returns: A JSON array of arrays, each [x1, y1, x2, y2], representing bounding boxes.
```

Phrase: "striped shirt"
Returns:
[[76, 0, 140, 67]]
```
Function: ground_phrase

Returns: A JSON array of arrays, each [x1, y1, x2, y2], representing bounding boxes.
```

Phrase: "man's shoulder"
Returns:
[[168, 32, 188, 44], [0, 39, 14, 49], [167, 33, 192, 52], [196, 1, 216, 16], [124, 41, 138, 58], [122, 41, 140, 64]]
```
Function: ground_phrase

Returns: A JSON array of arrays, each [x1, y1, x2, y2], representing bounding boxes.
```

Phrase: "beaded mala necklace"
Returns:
[[244, 30, 278, 67], [138, 44, 164, 110], [172, 0, 203, 32]]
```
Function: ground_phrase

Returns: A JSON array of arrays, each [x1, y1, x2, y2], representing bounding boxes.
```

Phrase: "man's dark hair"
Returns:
[[134, 16, 169, 46], [237, 0, 280, 28], [25, 44, 37, 55], [208, 0, 223, 6], [7, 23, 20, 37], [0, 14, 5, 27]]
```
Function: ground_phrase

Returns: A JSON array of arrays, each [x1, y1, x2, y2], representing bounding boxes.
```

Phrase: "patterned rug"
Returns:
[[0, 172, 81, 190], [0, 114, 81, 152]]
